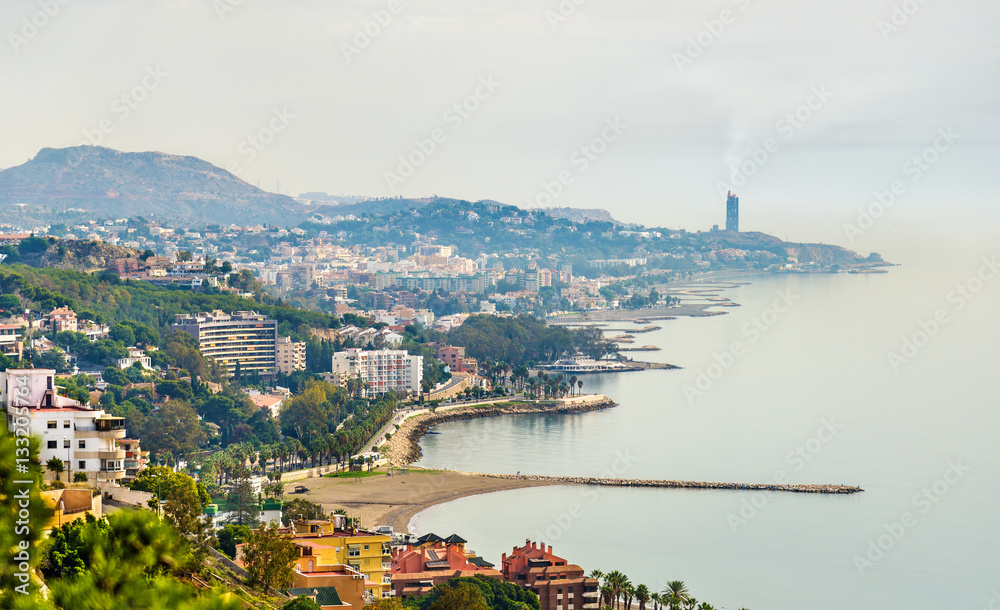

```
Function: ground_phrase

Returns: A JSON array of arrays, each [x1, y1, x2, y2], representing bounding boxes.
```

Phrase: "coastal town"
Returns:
[[0, 186, 887, 609]]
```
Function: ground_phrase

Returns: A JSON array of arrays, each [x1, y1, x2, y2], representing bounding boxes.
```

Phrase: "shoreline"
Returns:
[[291, 393, 863, 535], [384, 395, 618, 467]]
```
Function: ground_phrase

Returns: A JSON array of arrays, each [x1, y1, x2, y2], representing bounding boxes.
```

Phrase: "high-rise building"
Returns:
[[331, 348, 423, 397], [275, 336, 307, 374], [172, 310, 278, 377], [726, 191, 740, 232]]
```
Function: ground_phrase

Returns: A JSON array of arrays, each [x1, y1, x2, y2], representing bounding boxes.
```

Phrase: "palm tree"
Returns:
[[589, 569, 603, 581], [623, 582, 635, 610], [577, 379, 584, 395], [46, 457, 64, 483], [600, 585, 614, 609], [569, 375, 578, 396], [604, 571, 627, 609], [635, 584, 651, 610], [662, 581, 690, 610], [650, 592, 663, 610]]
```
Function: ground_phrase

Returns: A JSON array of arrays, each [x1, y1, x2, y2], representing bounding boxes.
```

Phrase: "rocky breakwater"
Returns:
[[385, 396, 617, 467], [468, 473, 864, 495]]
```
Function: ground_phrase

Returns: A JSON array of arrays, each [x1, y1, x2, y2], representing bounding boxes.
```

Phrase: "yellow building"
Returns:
[[290, 518, 393, 604]]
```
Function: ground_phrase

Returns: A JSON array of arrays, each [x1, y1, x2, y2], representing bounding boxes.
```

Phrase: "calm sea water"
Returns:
[[411, 243, 1000, 610]]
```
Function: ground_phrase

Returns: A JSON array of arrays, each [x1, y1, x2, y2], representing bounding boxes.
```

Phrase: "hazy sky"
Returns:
[[2, 0, 998, 251]]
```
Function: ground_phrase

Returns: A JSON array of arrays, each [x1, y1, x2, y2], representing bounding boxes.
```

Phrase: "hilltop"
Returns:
[[0, 146, 311, 225], [7, 238, 143, 272], [304, 198, 882, 271]]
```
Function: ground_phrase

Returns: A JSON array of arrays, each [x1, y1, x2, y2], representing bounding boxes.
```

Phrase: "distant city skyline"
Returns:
[[2, 0, 997, 251]]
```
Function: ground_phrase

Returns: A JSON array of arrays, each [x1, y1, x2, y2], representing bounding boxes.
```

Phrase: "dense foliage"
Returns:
[[449, 314, 617, 365], [36, 511, 241, 610]]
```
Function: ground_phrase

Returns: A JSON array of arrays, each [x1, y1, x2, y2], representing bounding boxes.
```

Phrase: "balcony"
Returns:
[[98, 449, 126, 460], [381, 562, 391, 571], [76, 429, 127, 439]]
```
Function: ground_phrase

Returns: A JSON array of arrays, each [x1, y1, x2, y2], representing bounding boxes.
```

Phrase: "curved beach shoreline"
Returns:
[[294, 394, 862, 533], [384, 396, 618, 467]]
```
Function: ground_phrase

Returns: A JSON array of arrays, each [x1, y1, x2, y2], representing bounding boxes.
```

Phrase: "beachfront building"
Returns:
[[390, 533, 502, 599], [172, 310, 278, 378], [501, 541, 600, 610], [276, 336, 307, 375], [331, 349, 422, 398], [544, 355, 628, 373], [1, 368, 128, 484]]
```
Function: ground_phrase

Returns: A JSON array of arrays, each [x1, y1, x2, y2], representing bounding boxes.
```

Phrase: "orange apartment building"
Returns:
[[390, 532, 502, 599], [501, 540, 600, 610]]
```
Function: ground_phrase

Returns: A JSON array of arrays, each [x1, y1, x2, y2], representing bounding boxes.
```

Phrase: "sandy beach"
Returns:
[[286, 396, 616, 532], [286, 468, 562, 532]]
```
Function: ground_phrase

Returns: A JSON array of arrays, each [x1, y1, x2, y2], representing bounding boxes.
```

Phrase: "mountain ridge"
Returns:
[[0, 146, 308, 225]]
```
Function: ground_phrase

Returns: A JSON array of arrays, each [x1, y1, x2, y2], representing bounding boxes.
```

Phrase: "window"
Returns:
[[47, 421, 57, 429], [63, 440, 70, 448], [78, 461, 85, 470], [78, 440, 85, 449], [364, 545, 370, 550], [47, 441, 57, 449], [63, 421, 70, 428]]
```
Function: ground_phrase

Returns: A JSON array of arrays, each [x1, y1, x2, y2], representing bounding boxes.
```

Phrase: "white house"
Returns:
[[2, 369, 128, 484], [116, 347, 152, 370]]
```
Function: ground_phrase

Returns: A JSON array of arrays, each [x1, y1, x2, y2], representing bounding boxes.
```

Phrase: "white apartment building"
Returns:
[[331, 349, 422, 397], [1, 369, 127, 483], [275, 336, 307, 375], [0, 324, 24, 361]]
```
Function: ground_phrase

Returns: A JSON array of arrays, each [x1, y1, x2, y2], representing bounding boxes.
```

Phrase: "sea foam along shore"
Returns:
[[384, 395, 618, 468]]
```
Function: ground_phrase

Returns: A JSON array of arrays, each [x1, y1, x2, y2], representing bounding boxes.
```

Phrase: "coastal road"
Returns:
[[355, 394, 525, 458]]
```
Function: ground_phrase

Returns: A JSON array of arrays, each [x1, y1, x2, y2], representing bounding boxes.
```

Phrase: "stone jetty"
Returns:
[[463, 473, 864, 495]]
